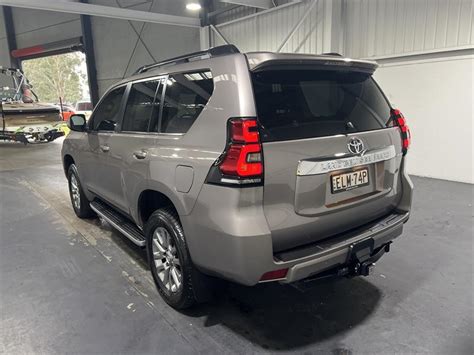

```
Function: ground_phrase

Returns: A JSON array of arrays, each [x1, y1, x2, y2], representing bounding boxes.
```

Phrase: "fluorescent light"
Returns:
[[186, 2, 201, 11]]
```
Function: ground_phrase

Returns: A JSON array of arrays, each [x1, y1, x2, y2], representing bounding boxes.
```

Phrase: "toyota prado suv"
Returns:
[[62, 45, 413, 309]]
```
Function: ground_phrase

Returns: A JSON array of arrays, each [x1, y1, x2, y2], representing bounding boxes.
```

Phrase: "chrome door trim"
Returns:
[[297, 145, 397, 176]]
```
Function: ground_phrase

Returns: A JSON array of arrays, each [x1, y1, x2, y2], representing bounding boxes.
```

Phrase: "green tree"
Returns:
[[22, 52, 85, 104]]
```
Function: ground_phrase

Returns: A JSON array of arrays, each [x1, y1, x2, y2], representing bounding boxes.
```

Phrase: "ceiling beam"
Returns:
[[218, 0, 272, 10], [0, 0, 201, 28]]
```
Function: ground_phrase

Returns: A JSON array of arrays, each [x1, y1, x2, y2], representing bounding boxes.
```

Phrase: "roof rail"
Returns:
[[134, 44, 240, 75], [321, 52, 343, 57]]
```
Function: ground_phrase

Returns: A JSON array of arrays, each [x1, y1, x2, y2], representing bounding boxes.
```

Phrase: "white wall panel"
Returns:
[[374, 54, 473, 183], [344, 0, 474, 58], [213, 0, 333, 53]]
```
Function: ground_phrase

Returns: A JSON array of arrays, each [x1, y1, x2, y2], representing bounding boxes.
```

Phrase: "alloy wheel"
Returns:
[[152, 226, 182, 293], [70, 174, 81, 210]]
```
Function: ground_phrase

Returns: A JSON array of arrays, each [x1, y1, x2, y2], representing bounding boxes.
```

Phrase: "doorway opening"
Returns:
[[22, 51, 92, 120]]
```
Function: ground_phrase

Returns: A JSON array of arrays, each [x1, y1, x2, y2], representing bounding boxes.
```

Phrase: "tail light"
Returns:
[[391, 109, 411, 155], [206, 118, 264, 186]]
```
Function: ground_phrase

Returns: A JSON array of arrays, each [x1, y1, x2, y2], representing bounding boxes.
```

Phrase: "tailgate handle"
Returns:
[[133, 150, 147, 159]]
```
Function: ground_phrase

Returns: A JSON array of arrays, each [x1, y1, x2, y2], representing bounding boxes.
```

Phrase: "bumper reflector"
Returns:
[[260, 268, 289, 281]]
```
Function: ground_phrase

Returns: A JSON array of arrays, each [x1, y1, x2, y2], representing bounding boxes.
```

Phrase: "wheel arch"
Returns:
[[63, 154, 75, 177], [137, 189, 182, 226]]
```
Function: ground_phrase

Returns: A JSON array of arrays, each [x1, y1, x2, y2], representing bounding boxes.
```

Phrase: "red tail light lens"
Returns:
[[391, 109, 411, 154], [230, 119, 259, 143], [220, 143, 263, 176], [220, 118, 263, 178], [206, 118, 264, 186]]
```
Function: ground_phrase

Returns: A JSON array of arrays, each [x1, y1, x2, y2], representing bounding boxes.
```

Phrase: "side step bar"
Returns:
[[90, 200, 146, 247]]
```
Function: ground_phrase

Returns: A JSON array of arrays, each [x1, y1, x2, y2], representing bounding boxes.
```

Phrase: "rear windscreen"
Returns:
[[252, 70, 392, 142]]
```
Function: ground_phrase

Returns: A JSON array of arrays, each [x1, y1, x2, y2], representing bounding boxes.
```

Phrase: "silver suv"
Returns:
[[62, 45, 413, 309]]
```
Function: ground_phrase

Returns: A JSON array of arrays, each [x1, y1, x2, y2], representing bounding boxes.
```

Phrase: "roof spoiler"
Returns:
[[134, 44, 240, 75]]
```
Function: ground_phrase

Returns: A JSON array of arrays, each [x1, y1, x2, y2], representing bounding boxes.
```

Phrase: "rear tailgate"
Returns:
[[251, 62, 405, 252]]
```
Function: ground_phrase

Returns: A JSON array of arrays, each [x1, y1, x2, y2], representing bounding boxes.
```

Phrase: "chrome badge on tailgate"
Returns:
[[297, 146, 397, 176]]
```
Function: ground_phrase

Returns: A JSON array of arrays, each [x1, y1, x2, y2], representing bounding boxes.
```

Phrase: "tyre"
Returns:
[[67, 164, 95, 218], [145, 208, 199, 309]]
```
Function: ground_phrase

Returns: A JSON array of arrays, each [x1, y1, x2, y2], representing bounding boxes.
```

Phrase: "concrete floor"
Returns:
[[0, 138, 472, 354]]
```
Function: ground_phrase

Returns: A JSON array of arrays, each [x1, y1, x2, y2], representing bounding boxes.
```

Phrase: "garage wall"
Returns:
[[343, 0, 473, 58], [0, 8, 11, 87], [1, 1, 200, 96], [210, 0, 473, 183], [212, 0, 339, 53], [212, 0, 473, 56], [0, 6, 82, 70], [344, 0, 473, 184], [10, 8, 82, 49], [374, 52, 473, 184], [90, 0, 200, 95]]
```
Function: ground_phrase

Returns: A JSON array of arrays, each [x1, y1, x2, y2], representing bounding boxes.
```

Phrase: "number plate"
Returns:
[[331, 168, 369, 193]]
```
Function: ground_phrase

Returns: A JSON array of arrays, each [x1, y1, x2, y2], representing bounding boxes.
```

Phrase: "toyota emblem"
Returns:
[[347, 137, 365, 154]]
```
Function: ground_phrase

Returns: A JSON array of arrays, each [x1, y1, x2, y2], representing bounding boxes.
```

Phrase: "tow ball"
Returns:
[[353, 261, 376, 276]]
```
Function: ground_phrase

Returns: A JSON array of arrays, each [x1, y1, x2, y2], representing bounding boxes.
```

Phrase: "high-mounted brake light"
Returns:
[[391, 109, 411, 155], [206, 118, 264, 186]]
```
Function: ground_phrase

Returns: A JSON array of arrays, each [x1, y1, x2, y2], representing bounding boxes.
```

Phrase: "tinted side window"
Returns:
[[122, 79, 159, 132], [160, 71, 213, 134], [252, 70, 391, 142], [92, 86, 125, 131]]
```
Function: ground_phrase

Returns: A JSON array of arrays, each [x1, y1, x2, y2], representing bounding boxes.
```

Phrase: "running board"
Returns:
[[90, 200, 146, 247]]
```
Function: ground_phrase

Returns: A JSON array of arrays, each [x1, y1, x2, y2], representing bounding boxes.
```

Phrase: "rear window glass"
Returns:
[[252, 70, 391, 142]]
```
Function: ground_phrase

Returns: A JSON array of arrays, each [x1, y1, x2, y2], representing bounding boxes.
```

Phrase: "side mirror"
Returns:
[[68, 114, 87, 132]]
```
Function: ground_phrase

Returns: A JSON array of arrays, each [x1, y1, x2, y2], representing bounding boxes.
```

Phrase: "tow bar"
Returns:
[[346, 239, 391, 277], [292, 240, 392, 291]]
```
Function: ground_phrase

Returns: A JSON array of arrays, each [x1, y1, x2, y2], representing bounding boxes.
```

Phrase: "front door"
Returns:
[[84, 85, 127, 210]]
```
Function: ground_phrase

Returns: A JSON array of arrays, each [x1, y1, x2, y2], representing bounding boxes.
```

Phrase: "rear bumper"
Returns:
[[182, 184, 409, 286], [274, 211, 409, 283]]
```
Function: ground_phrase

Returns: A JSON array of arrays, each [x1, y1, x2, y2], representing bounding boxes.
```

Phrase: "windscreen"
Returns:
[[252, 70, 392, 142]]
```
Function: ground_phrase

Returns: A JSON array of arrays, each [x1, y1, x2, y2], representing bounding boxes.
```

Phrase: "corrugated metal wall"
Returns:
[[212, 0, 473, 58], [344, 0, 474, 58], [212, 0, 334, 54]]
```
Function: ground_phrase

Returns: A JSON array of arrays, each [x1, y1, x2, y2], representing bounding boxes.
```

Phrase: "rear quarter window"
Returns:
[[252, 70, 392, 142], [160, 71, 213, 134]]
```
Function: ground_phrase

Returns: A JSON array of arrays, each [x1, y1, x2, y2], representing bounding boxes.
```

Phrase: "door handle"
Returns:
[[100, 145, 110, 152], [133, 150, 147, 159]]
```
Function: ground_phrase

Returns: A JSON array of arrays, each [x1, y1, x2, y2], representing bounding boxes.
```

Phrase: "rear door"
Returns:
[[252, 68, 404, 252]]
